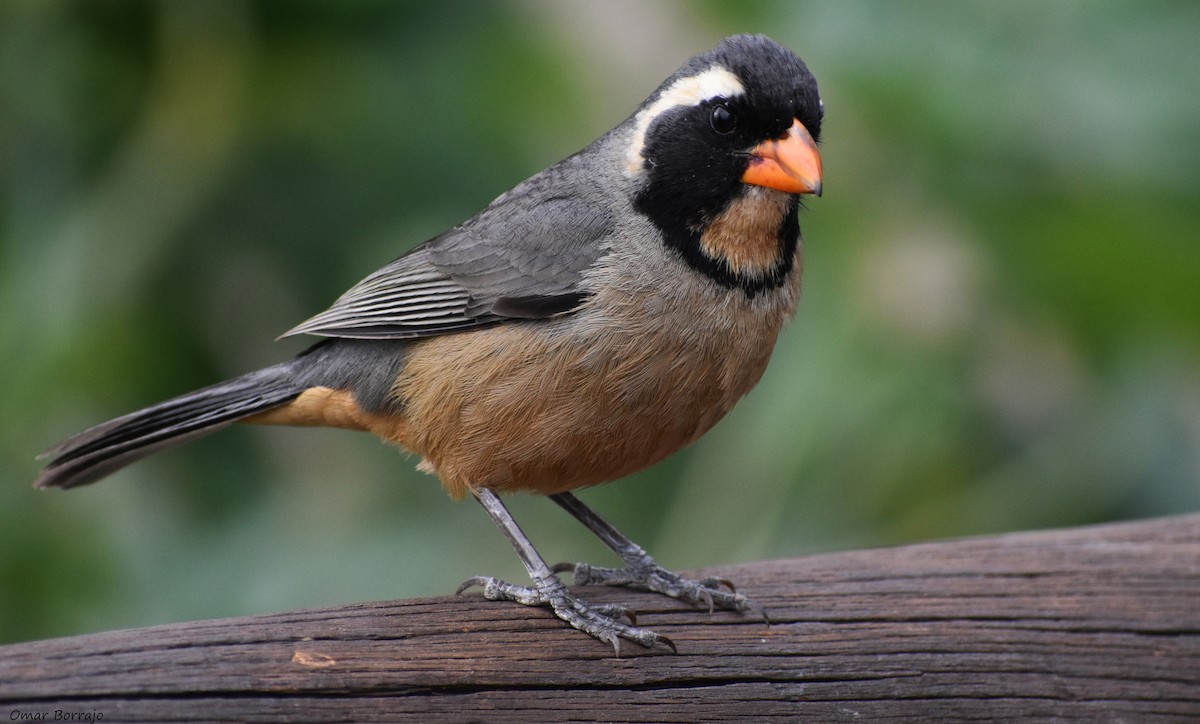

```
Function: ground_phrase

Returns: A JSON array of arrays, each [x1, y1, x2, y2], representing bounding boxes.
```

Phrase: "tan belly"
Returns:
[[392, 279, 796, 498]]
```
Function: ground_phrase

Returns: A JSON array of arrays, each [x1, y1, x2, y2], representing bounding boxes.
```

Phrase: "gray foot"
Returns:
[[456, 575, 676, 655], [554, 559, 766, 620]]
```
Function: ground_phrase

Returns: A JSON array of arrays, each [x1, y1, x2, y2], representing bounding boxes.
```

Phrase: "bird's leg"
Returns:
[[456, 487, 675, 655], [549, 491, 764, 618]]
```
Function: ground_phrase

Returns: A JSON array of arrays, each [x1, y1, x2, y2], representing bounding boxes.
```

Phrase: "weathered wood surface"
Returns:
[[2, 514, 1198, 722]]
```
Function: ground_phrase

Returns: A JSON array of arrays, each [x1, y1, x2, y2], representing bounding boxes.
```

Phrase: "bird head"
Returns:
[[625, 35, 824, 296]]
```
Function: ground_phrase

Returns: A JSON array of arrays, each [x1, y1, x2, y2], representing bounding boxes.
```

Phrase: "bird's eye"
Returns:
[[710, 104, 736, 135]]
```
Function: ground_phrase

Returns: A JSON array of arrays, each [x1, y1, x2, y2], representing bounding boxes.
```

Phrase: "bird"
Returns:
[[35, 33, 823, 654]]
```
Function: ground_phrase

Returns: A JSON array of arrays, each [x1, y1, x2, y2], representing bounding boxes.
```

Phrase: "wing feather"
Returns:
[[283, 184, 614, 340]]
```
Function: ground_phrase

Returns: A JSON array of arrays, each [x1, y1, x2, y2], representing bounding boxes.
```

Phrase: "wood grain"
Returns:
[[2, 514, 1198, 722]]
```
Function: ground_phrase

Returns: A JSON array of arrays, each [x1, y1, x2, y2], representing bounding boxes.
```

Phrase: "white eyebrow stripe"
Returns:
[[625, 65, 745, 174]]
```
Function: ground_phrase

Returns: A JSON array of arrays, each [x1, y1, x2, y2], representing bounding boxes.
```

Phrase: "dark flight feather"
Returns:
[[35, 365, 303, 490]]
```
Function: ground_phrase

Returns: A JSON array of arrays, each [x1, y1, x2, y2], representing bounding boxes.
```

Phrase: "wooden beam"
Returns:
[[2, 514, 1198, 721]]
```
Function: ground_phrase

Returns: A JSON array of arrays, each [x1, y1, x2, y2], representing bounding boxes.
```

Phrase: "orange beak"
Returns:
[[741, 118, 823, 196]]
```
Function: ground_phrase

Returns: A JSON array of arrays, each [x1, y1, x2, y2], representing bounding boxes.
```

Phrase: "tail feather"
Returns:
[[36, 364, 303, 490]]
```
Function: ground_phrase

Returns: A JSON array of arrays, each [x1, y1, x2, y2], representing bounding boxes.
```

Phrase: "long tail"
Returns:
[[35, 362, 304, 490]]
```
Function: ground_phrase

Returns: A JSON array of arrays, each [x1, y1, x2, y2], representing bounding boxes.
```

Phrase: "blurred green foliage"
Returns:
[[2, 1, 1198, 645]]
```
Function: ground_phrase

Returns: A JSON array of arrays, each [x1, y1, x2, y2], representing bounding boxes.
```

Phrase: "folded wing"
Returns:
[[284, 194, 613, 340]]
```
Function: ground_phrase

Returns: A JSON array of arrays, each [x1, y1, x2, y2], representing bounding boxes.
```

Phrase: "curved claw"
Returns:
[[605, 633, 622, 658], [697, 576, 737, 594], [655, 634, 678, 654], [455, 576, 488, 596], [551, 562, 577, 575]]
